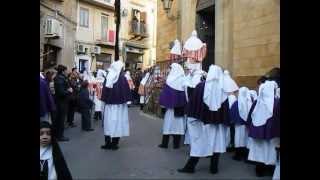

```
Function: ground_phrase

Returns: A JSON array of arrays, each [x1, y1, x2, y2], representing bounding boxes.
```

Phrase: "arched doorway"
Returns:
[[196, 0, 215, 72]]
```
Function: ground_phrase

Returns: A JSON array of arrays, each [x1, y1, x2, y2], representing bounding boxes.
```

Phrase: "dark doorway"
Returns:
[[196, 5, 215, 72]]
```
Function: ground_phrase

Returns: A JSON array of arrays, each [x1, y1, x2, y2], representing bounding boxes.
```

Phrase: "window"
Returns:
[[101, 15, 108, 41], [96, 53, 112, 70], [79, 7, 89, 28], [43, 45, 59, 70]]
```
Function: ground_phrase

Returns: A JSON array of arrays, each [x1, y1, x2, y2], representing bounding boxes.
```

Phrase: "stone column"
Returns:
[[180, 0, 197, 42], [215, 0, 234, 74]]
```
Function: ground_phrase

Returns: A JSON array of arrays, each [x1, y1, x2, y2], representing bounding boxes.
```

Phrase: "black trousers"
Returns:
[[53, 100, 68, 139], [81, 108, 92, 130], [160, 134, 181, 148], [183, 154, 220, 171], [67, 99, 77, 125]]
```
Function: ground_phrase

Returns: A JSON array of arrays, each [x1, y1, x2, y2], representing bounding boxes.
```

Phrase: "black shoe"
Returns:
[[177, 168, 195, 174], [111, 145, 119, 150], [158, 144, 168, 149], [232, 155, 242, 161], [58, 137, 70, 142], [210, 168, 218, 174], [101, 144, 111, 150], [69, 123, 77, 128]]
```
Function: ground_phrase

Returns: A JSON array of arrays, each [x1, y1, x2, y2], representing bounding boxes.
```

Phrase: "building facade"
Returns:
[[156, 0, 280, 88], [75, 0, 116, 73], [119, 0, 157, 72], [40, 0, 78, 71]]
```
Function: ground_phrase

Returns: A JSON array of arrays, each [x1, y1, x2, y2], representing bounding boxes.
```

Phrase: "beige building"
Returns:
[[75, 0, 116, 72], [40, 0, 78, 71], [157, 0, 280, 88], [119, 0, 157, 71]]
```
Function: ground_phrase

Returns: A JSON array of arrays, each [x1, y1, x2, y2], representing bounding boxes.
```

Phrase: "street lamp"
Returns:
[[161, 0, 179, 20], [161, 0, 173, 15]]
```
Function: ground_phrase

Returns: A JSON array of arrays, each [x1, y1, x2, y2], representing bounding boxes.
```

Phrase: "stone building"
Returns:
[[40, 0, 78, 71], [75, 0, 116, 73], [119, 0, 157, 72], [156, 0, 280, 88]]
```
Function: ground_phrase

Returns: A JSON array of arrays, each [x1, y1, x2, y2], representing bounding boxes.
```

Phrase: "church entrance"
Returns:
[[196, 2, 215, 72]]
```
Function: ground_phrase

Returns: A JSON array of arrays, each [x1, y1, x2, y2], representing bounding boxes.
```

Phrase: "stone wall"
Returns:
[[156, 0, 179, 62], [232, 0, 280, 88]]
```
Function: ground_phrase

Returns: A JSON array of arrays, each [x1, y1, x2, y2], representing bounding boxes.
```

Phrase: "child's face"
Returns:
[[40, 128, 51, 147]]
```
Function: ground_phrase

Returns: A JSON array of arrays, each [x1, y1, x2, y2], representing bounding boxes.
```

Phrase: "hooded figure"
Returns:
[[124, 70, 135, 105], [250, 90, 258, 101], [138, 72, 150, 109], [178, 65, 234, 175], [158, 63, 187, 149], [100, 60, 132, 150], [229, 87, 253, 161], [183, 68, 206, 145], [93, 69, 107, 121], [40, 121, 72, 180], [169, 39, 182, 61], [246, 81, 280, 177]]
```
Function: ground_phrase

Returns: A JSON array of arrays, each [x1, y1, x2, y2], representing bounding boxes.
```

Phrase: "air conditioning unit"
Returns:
[[91, 46, 101, 54], [45, 18, 62, 38], [77, 44, 85, 54]]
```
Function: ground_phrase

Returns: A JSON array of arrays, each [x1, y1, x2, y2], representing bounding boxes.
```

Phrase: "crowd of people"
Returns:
[[40, 60, 280, 179], [158, 63, 280, 178]]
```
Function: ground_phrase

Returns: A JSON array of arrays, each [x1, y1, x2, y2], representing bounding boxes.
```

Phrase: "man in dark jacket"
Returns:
[[78, 80, 94, 131], [67, 68, 80, 128], [53, 65, 73, 141]]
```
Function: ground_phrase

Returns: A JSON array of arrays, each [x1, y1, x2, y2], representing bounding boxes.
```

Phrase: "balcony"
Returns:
[[95, 29, 116, 47], [129, 21, 149, 39], [80, 0, 115, 11]]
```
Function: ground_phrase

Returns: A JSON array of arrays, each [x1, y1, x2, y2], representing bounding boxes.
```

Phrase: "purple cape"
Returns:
[[40, 77, 56, 117], [186, 82, 230, 125], [229, 101, 247, 125], [101, 74, 132, 105], [159, 84, 187, 109], [247, 99, 280, 140]]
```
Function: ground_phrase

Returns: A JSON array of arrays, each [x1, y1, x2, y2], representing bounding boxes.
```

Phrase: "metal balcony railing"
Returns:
[[130, 21, 148, 37]]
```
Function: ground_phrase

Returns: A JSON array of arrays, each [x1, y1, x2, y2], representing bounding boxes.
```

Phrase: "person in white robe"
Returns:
[[100, 60, 131, 150], [183, 68, 205, 145], [138, 72, 150, 110], [93, 69, 106, 121], [158, 63, 187, 149], [247, 81, 280, 177], [232, 87, 253, 161], [178, 65, 238, 174]]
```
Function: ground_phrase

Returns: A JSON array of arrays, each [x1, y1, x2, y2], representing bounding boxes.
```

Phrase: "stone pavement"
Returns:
[[60, 107, 271, 180]]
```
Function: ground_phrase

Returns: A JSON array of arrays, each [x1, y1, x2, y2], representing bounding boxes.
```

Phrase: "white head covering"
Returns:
[[228, 94, 237, 109], [170, 39, 182, 55], [238, 87, 253, 121], [183, 30, 205, 51], [251, 81, 277, 126], [249, 90, 258, 101], [276, 88, 280, 98], [166, 63, 185, 91], [184, 69, 204, 88], [140, 72, 150, 86], [96, 69, 106, 83], [40, 72, 45, 79], [125, 71, 132, 81], [223, 70, 239, 93], [203, 65, 224, 111], [105, 60, 124, 88]]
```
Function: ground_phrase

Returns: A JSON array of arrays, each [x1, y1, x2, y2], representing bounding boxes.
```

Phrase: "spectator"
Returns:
[[78, 80, 94, 131], [40, 73, 56, 123], [67, 68, 80, 128], [53, 65, 72, 142], [40, 121, 72, 180]]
